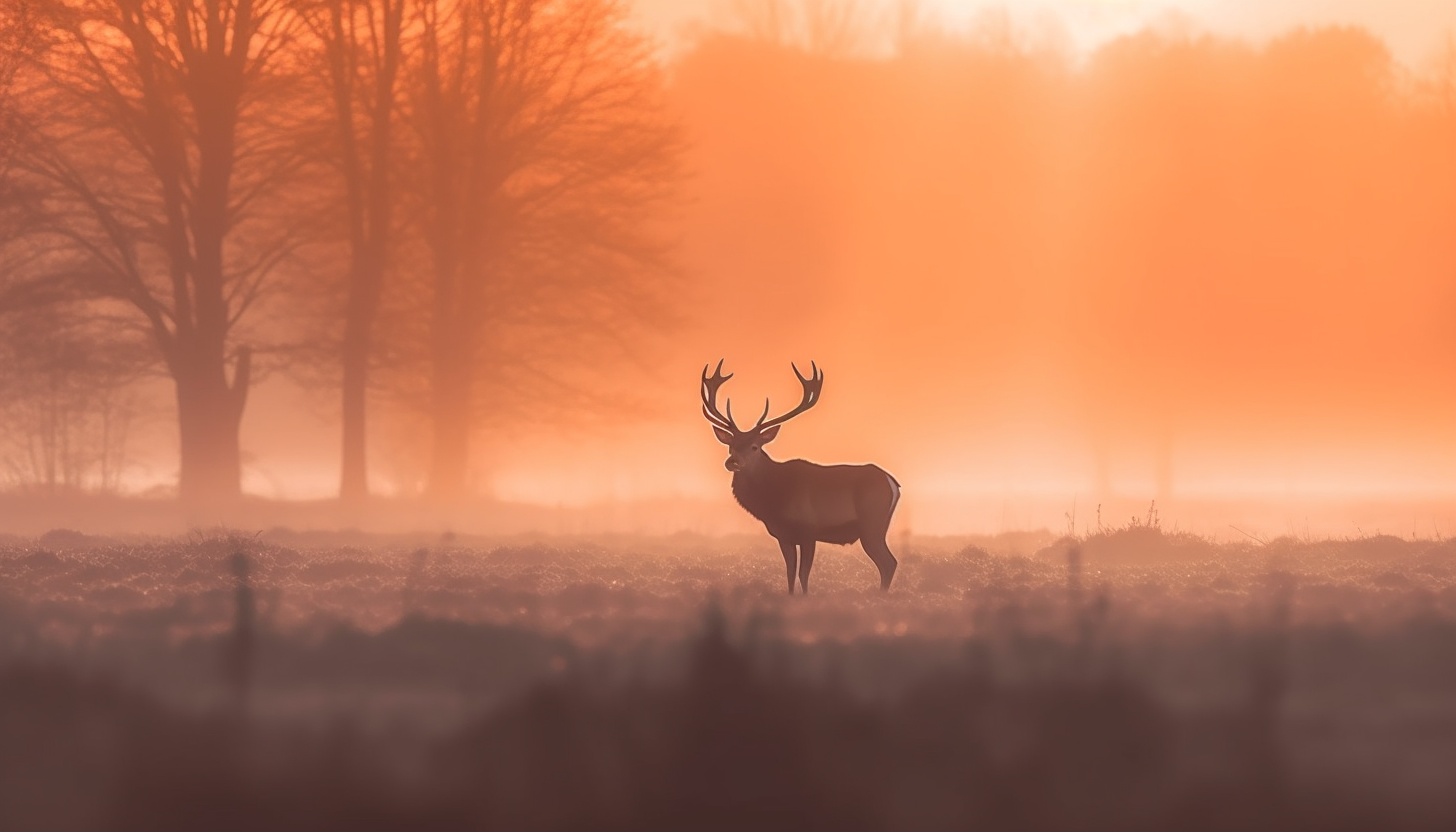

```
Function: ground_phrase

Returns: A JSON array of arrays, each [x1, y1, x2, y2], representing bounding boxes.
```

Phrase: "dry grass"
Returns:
[[1, 525, 1454, 829]]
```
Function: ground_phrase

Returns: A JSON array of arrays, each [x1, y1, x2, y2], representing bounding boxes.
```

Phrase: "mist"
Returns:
[[5, 4, 1456, 829], [676, 18, 1454, 536], [311, 6, 1456, 536], [2, 2, 1453, 538]]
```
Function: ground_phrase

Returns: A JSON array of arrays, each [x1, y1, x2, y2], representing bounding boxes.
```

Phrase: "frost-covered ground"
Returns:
[[2, 526, 1455, 829], [11, 525, 1456, 631]]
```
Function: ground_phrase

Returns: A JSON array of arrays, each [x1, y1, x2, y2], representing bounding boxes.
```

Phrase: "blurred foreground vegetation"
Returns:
[[2, 526, 1455, 830]]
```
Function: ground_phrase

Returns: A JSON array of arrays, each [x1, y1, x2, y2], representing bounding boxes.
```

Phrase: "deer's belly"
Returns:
[[782, 489, 859, 529]]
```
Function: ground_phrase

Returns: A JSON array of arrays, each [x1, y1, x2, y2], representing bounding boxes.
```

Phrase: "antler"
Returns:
[[701, 360, 739, 432], [757, 361, 824, 430]]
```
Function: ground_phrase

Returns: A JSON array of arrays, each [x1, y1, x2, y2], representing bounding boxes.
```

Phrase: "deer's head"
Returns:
[[700, 360, 823, 473]]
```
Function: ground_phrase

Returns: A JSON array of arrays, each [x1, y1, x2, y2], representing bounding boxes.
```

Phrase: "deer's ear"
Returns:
[[757, 424, 781, 444], [712, 426, 734, 445]]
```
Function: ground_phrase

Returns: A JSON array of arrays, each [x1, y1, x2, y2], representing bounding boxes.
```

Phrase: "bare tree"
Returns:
[[0, 304, 145, 492], [0, 2, 39, 208], [298, 0, 408, 501], [5, 0, 309, 503], [890, 0, 927, 57], [720, 0, 875, 57], [1434, 31, 1456, 119], [405, 0, 680, 499]]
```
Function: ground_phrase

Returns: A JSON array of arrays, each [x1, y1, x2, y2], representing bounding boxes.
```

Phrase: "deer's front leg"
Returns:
[[798, 540, 817, 595], [776, 537, 798, 594]]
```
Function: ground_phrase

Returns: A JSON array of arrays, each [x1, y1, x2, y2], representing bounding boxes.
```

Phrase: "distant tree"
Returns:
[[1437, 32, 1456, 354], [889, 0, 928, 56], [4, 0, 310, 503], [297, 0, 409, 501], [720, 0, 877, 57], [0, 304, 145, 492], [404, 0, 681, 498], [1, 1, 123, 494], [1431, 31, 1456, 121]]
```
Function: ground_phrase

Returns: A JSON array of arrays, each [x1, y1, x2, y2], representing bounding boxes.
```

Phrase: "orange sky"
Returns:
[[131, 2, 1456, 536]]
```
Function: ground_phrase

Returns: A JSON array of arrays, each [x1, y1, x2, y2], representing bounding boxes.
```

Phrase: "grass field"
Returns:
[[2, 523, 1455, 830]]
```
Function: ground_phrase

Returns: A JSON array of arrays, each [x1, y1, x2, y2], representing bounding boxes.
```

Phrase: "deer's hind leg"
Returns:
[[861, 534, 898, 592], [856, 477, 900, 592], [777, 537, 798, 594], [797, 540, 817, 595]]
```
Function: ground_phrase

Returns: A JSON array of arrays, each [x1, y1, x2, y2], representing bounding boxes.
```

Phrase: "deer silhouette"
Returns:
[[701, 360, 901, 593]]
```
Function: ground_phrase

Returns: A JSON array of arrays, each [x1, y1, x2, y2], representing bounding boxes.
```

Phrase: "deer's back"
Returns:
[[733, 459, 899, 543]]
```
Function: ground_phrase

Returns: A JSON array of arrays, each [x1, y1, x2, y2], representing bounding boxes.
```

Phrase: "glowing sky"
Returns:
[[631, 0, 1456, 66], [133, 0, 1456, 539]]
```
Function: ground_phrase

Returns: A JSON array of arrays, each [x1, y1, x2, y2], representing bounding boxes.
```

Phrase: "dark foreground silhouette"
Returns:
[[2, 606, 1448, 832]]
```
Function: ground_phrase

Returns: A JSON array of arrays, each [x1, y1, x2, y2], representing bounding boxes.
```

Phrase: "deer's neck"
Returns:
[[730, 454, 786, 522]]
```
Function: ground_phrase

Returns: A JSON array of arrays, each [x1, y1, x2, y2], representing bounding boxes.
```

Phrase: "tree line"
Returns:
[[668, 18, 1456, 488], [3, 1, 1455, 503], [0, 0, 680, 502]]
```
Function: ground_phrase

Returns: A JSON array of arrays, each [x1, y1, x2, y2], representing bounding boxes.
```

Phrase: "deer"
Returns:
[[700, 360, 901, 594]]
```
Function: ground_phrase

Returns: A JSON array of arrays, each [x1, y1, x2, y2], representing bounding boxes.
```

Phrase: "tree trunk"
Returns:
[[338, 266, 379, 501], [339, 341, 368, 500], [427, 381, 471, 499], [176, 345, 250, 503], [326, 0, 401, 502], [427, 246, 471, 499]]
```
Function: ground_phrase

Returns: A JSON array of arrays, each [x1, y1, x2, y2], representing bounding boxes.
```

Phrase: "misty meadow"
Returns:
[[3, 526, 1456, 829], [3, 0, 1456, 829]]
